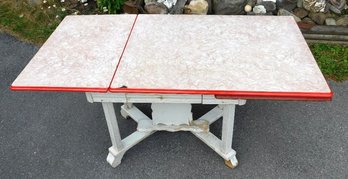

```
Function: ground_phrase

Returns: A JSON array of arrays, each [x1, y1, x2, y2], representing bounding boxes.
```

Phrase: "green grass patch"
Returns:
[[310, 43, 348, 81], [0, 2, 61, 44]]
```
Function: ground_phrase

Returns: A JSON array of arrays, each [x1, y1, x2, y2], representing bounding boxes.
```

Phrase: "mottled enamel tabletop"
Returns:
[[11, 15, 136, 92], [110, 15, 331, 99], [11, 14, 332, 99]]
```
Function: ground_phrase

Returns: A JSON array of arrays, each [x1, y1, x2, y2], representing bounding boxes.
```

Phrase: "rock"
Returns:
[[302, 17, 316, 24], [184, 0, 208, 14], [293, 7, 309, 18], [336, 16, 348, 26], [278, 8, 302, 22], [297, 0, 303, 8], [328, 0, 346, 11], [157, 0, 177, 9], [297, 22, 315, 30], [123, 0, 147, 14], [206, 0, 214, 14], [260, 1, 276, 12], [258, 0, 276, 3], [263, 0, 276, 2], [247, 0, 257, 6], [253, 5, 267, 14], [325, 18, 337, 25], [277, 0, 297, 11], [245, 0, 256, 12], [144, 0, 157, 4], [303, 0, 326, 12], [244, 4, 252, 12], [213, 0, 247, 14], [308, 12, 327, 24], [145, 2, 169, 13], [326, 3, 342, 14], [169, 0, 188, 14]]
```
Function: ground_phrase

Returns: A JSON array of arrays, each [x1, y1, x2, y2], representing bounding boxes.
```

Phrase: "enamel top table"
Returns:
[[11, 14, 332, 169]]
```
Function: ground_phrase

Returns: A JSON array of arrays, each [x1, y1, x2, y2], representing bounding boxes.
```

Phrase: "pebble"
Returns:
[[244, 4, 252, 12]]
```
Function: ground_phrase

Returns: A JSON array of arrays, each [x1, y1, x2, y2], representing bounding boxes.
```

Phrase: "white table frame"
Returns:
[[86, 92, 246, 168]]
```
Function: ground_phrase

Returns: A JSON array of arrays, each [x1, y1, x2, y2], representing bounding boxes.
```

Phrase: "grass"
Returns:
[[0, 1, 63, 44], [0, 1, 347, 81], [310, 43, 348, 81]]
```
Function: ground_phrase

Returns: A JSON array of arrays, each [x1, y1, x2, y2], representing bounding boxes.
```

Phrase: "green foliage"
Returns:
[[97, 0, 124, 14], [310, 43, 348, 81]]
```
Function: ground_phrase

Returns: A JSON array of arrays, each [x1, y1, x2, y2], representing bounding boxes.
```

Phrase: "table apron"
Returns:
[[86, 92, 246, 105]]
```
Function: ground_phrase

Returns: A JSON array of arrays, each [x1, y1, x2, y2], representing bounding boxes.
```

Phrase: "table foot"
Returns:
[[107, 147, 125, 168], [224, 155, 238, 169]]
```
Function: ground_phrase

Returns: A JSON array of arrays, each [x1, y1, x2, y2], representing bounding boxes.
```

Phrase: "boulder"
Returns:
[[213, 0, 246, 14]]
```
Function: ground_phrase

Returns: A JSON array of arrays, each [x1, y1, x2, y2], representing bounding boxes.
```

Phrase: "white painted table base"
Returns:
[[86, 92, 246, 168]]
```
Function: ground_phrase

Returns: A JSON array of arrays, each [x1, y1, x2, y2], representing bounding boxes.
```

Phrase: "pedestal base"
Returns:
[[86, 93, 246, 169]]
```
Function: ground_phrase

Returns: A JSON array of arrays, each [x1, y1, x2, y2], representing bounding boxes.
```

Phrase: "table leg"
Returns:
[[191, 104, 238, 169], [102, 102, 125, 167], [102, 102, 155, 168], [221, 104, 238, 168]]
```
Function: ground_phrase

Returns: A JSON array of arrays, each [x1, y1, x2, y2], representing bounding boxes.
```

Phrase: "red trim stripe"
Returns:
[[109, 87, 333, 101], [10, 86, 107, 92]]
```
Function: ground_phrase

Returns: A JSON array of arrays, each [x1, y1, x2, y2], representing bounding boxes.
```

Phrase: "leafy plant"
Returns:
[[97, 0, 124, 14]]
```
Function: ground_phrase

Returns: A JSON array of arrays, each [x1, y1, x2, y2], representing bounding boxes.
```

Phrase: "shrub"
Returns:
[[97, 0, 124, 14]]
